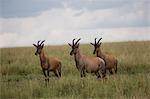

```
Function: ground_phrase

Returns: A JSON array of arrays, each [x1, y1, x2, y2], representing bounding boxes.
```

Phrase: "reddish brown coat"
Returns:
[[69, 38, 106, 78], [33, 40, 61, 81], [91, 38, 117, 74]]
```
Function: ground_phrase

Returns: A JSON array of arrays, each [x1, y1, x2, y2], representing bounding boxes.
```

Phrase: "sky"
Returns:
[[0, 0, 150, 47]]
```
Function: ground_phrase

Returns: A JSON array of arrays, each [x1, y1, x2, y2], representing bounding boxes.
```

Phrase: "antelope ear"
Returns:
[[33, 44, 37, 47], [68, 43, 72, 47], [98, 43, 102, 47], [41, 44, 44, 48], [76, 43, 80, 48], [90, 43, 94, 46]]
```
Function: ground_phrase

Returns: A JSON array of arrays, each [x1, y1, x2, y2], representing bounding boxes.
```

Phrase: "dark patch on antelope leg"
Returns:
[[47, 70, 50, 82], [42, 69, 47, 81], [114, 60, 118, 73], [58, 71, 61, 77], [114, 65, 117, 73], [47, 78, 49, 82], [58, 67, 61, 77], [83, 70, 86, 77], [80, 69, 84, 78], [80, 73, 83, 78], [115, 68, 117, 73], [47, 70, 50, 77], [42, 69, 46, 77], [54, 70, 59, 77], [58, 63, 62, 77], [95, 72, 101, 79], [109, 69, 113, 75], [102, 68, 106, 78], [102, 72, 106, 78]]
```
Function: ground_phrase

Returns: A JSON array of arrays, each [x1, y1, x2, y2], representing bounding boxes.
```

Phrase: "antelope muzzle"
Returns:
[[70, 50, 74, 56], [35, 51, 38, 55], [93, 49, 96, 54]]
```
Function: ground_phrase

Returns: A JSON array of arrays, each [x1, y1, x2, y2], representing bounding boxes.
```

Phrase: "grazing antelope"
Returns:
[[68, 38, 106, 79], [90, 38, 118, 74], [33, 40, 62, 81]]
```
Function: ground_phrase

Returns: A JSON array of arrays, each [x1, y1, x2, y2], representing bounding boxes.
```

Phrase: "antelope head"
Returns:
[[90, 38, 102, 54], [33, 40, 45, 55], [68, 38, 81, 56]]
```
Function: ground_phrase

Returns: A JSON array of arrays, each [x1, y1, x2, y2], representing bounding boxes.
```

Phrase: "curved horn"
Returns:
[[37, 40, 41, 45], [40, 40, 45, 45], [72, 38, 76, 45], [95, 38, 97, 44], [97, 38, 102, 44], [75, 38, 81, 45]]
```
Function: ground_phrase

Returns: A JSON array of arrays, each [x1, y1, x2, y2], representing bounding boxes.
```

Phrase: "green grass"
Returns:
[[0, 41, 150, 99]]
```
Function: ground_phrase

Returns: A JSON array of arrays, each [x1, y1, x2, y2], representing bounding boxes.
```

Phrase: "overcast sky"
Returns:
[[0, 0, 150, 47]]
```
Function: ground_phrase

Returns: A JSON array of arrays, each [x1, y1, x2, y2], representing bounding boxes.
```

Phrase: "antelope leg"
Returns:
[[83, 70, 86, 77], [80, 69, 84, 78], [54, 70, 59, 78], [47, 70, 50, 82], [47, 70, 50, 77], [109, 69, 113, 75], [42, 69, 48, 81], [95, 72, 101, 78]]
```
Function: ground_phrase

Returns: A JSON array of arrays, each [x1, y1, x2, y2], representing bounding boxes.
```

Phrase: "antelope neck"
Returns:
[[39, 50, 46, 63], [97, 48, 105, 59], [74, 49, 81, 62]]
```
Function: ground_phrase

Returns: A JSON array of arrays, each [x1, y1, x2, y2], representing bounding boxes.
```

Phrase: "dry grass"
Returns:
[[0, 41, 150, 99]]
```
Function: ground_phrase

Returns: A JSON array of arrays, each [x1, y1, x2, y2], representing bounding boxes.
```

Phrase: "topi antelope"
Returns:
[[68, 38, 106, 79], [33, 40, 62, 81], [90, 38, 118, 74]]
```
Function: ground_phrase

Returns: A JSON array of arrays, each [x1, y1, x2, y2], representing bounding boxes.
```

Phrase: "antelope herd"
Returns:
[[33, 38, 118, 81]]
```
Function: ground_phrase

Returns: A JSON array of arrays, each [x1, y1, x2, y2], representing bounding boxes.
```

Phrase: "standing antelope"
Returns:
[[33, 40, 62, 81], [68, 38, 106, 79], [90, 38, 118, 74]]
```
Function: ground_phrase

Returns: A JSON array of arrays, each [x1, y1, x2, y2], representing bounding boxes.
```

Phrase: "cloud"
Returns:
[[0, 0, 150, 47], [1, 3, 149, 34], [63, 0, 133, 10], [1, 0, 63, 18], [1, 0, 149, 18], [0, 27, 150, 48]]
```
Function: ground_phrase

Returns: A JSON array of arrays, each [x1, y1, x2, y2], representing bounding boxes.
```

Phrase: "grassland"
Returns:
[[0, 41, 150, 99]]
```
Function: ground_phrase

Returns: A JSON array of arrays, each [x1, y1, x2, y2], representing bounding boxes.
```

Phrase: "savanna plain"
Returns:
[[0, 41, 150, 99]]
